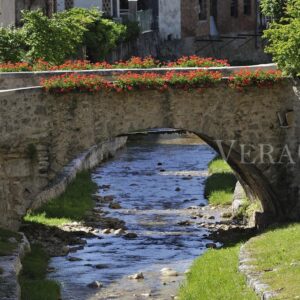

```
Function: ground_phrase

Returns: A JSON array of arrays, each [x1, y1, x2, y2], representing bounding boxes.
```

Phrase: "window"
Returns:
[[199, 0, 207, 20], [64, 0, 74, 10], [244, 0, 252, 15], [230, 0, 238, 17]]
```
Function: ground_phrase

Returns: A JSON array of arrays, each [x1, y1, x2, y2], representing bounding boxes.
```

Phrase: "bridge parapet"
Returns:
[[0, 63, 277, 91]]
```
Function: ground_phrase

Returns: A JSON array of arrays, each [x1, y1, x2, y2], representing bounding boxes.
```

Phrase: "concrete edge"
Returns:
[[0, 233, 31, 300], [239, 242, 278, 300], [30, 137, 128, 211]]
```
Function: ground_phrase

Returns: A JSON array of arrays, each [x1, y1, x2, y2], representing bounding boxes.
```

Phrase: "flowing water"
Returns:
[[49, 133, 217, 300]]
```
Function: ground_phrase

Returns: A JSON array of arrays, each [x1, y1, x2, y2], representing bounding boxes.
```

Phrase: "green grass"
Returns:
[[204, 157, 237, 206], [24, 171, 97, 227], [179, 244, 258, 300], [0, 228, 21, 256], [208, 157, 232, 174], [19, 245, 61, 300], [246, 223, 300, 299]]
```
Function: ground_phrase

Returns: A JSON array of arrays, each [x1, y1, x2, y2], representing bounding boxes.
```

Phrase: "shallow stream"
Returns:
[[49, 134, 217, 300]]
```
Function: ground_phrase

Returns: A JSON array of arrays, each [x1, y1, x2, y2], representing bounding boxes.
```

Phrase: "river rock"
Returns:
[[102, 229, 111, 234], [99, 184, 110, 190], [124, 232, 138, 239], [128, 272, 144, 280], [67, 256, 82, 262], [157, 162, 162, 166], [221, 212, 232, 218], [114, 228, 125, 235], [87, 281, 103, 289], [205, 243, 217, 249], [103, 195, 115, 202], [160, 268, 178, 277], [95, 264, 109, 269], [109, 202, 122, 209], [175, 187, 181, 192], [208, 215, 215, 220], [177, 220, 191, 226]]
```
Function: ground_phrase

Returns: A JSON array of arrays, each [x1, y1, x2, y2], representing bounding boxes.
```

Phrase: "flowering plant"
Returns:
[[113, 56, 159, 69], [41, 73, 113, 94], [167, 56, 230, 68], [0, 56, 230, 72], [229, 69, 283, 90], [41, 70, 224, 94], [0, 62, 32, 72], [165, 70, 222, 90]]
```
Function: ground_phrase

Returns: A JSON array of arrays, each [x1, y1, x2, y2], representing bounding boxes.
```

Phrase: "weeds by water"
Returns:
[[0, 228, 21, 256], [178, 244, 258, 300], [24, 171, 97, 226], [205, 157, 237, 205], [19, 245, 61, 300]]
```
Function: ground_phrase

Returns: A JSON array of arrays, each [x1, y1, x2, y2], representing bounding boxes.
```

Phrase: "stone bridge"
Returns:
[[0, 65, 300, 229]]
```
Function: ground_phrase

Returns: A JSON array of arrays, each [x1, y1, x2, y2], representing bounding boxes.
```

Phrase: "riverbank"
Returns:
[[179, 156, 259, 299]]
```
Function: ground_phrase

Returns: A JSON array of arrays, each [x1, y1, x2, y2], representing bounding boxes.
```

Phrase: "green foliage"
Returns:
[[24, 171, 97, 226], [260, 0, 288, 21], [22, 9, 88, 64], [0, 27, 25, 62], [205, 157, 237, 206], [19, 245, 61, 300], [178, 244, 257, 300], [263, 0, 300, 76], [0, 228, 21, 256], [208, 157, 232, 174], [123, 20, 140, 42], [62, 8, 126, 61]]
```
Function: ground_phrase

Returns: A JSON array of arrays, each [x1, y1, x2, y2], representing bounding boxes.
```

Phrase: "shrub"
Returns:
[[229, 69, 283, 90], [0, 27, 26, 63], [167, 56, 230, 68], [263, 0, 300, 76], [22, 9, 88, 64], [65, 8, 126, 62], [260, 0, 288, 21], [41, 73, 113, 94]]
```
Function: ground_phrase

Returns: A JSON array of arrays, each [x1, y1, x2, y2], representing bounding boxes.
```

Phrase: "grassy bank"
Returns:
[[179, 244, 257, 300], [24, 171, 97, 227], [204, 157, 237, 206], [245, 223, 300, 299], [21, 171, 97, 299], [19, 245, 60, 300]]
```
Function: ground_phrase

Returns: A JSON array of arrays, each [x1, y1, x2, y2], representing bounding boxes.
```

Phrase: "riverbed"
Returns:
[[49, 133, 218, 300]]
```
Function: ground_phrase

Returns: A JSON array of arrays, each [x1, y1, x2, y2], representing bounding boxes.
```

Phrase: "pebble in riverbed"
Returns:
[[87, 281, 103, 289], [160, 268, 179, 277], [128, 272, 144, 280]]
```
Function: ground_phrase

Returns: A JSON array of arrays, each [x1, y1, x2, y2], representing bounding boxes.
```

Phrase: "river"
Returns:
[[49, 133, 217, 300]]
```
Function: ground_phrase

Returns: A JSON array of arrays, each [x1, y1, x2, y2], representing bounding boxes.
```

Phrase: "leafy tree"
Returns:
[[260, 0, 288, 21], [0, 27, 26, 62], [263, 0, 300, 76], [63, 8, 127, 61], [22, 9, 89, 64]]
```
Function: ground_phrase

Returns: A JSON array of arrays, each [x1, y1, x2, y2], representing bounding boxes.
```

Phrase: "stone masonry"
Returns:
[[0, 75, 300, 229]]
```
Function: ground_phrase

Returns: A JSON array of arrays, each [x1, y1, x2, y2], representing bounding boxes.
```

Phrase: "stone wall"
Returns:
[[0, 0, 15, 27], [1, 78, 300, 230], [158, 0, 181, 40]]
